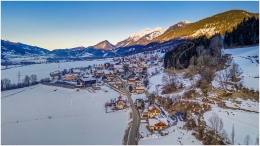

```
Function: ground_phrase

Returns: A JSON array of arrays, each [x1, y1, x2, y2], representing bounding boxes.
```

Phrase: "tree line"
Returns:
[[224, 16, 259, 48], [1, 74, 51, 91]]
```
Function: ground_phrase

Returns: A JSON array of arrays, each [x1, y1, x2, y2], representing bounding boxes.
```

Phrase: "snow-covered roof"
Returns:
[[103, 70, 110, 74], [117, 68, 124, 72], [148, 104, 160, 112], [148, 118, 168, 126], [136, 86, 144, 90], [97, 70, 103, 74], [64, 74, 76, 77], [73, 69, 81, 73], [143, 109, 148, 113], [141, 120, 147, 123], [161, 130, 169, 134], [114, 65, 123, 69], [80, 77, 96, 82]]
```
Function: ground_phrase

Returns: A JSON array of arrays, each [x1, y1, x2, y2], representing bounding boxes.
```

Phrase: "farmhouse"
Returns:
[[114, 81, 122, 88], [141, 109, 149, 118], [115, 98, 126, 110], [148, 104, 161, 118], [135, 86, 144, 94], [135, 81, 143, 87], [63, 74, 77, 81], [148, 118, 168, 130]]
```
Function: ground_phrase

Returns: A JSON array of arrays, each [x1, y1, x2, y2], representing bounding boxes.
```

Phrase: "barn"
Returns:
[[78, 77, 96, 87]]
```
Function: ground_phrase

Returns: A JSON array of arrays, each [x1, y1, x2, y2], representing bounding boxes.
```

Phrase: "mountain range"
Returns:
[[1, 10, 259, 59]]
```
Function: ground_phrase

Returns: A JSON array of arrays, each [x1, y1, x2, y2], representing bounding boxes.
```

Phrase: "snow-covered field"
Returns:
[[139, 121, 202, 145], [1, 59, 110, 84], [224, 98, 259, 112], [204, 104, 259, 145], [223, 46, 259, 90], [1, 85, 128, 144]]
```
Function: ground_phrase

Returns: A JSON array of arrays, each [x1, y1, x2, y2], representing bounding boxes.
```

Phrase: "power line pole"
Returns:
[[18, 71, 22, 84], [5, 59, 8, 69]]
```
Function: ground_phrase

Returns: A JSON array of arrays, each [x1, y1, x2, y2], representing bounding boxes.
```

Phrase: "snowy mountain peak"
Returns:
[[115, 27, 165, 47], [183, 20, 191, 24]]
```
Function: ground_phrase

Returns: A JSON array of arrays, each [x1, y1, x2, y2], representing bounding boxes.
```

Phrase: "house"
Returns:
[[141, 109, 149, 118], [115, 97, 126, 109], [108, 82, 116, 86], [102, 76, 108, 82], [135, 86, 145, 94], [78, 77, 96, 87], [135, 81, 143, 87], [148, 118, 168, 130], [50, 70, 60, 77], [161, 130, 169, 136], [63, 74, 77, 81], [128, 78, 135, 85], [72, 69, 81, 74], [148, 104, 161, 118], [114, 81, 122, 88], [99, 64, 105, 69], [135, 99, 142, 108], [95, 70, 104, 76], [134, 67, 142, 73], [108, 71, 114, 78], [122, 72, 136, 80], [117, 68, 125, 75]]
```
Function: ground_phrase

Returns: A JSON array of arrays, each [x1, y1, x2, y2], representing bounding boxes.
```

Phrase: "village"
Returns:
[[45, 52, 185, 140]]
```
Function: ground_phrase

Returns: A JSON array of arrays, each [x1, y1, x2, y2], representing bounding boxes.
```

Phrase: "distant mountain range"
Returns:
[[1, 10, 258, 59]]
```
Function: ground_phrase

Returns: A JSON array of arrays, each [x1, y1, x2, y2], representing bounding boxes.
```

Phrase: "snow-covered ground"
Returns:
[[204, 104, 259, 145], [139, 121, 202, 145], [1, 60, 110, 84], [223, 46, 259, 90], [1, 85, 128, 144], [131, 94, 148, 102], [224, 98, 259, 112]]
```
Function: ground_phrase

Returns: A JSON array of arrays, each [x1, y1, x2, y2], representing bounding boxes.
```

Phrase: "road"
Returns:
[[117, 76, 140, 145]]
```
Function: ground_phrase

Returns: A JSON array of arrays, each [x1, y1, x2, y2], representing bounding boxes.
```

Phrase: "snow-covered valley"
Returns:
[[1, 85, 129, 144]]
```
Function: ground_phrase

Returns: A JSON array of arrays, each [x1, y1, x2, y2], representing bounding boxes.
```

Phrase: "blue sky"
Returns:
[[1, 1, 259, 50]]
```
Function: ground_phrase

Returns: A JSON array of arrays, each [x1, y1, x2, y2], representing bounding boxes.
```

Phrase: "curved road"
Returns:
[[117, 76, 140, 145]]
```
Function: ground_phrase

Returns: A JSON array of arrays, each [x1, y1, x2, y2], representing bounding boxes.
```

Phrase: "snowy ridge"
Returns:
[[116, 27, 165, 47]]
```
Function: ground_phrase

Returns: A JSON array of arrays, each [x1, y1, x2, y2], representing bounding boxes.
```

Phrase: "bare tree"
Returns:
[[255, 135, 259, 145], [208, 112, 224, 138], [1, 79, 3, 90], [230, 124, 235, 145], [189, 56, 197, 66], [229, 62, 243, 83], [201, 67, 214, 83], [244, 135, 252, 145], [161, 72, 178, 94], [23, 75, 31, 86], [187, 65, 196, 75], [215, 68, 231, 91], [2, 78, 11, 90], [30, 74, 37, 85]]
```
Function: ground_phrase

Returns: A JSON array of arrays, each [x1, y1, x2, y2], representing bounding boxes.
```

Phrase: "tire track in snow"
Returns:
[[1, 112, 107, 127]]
